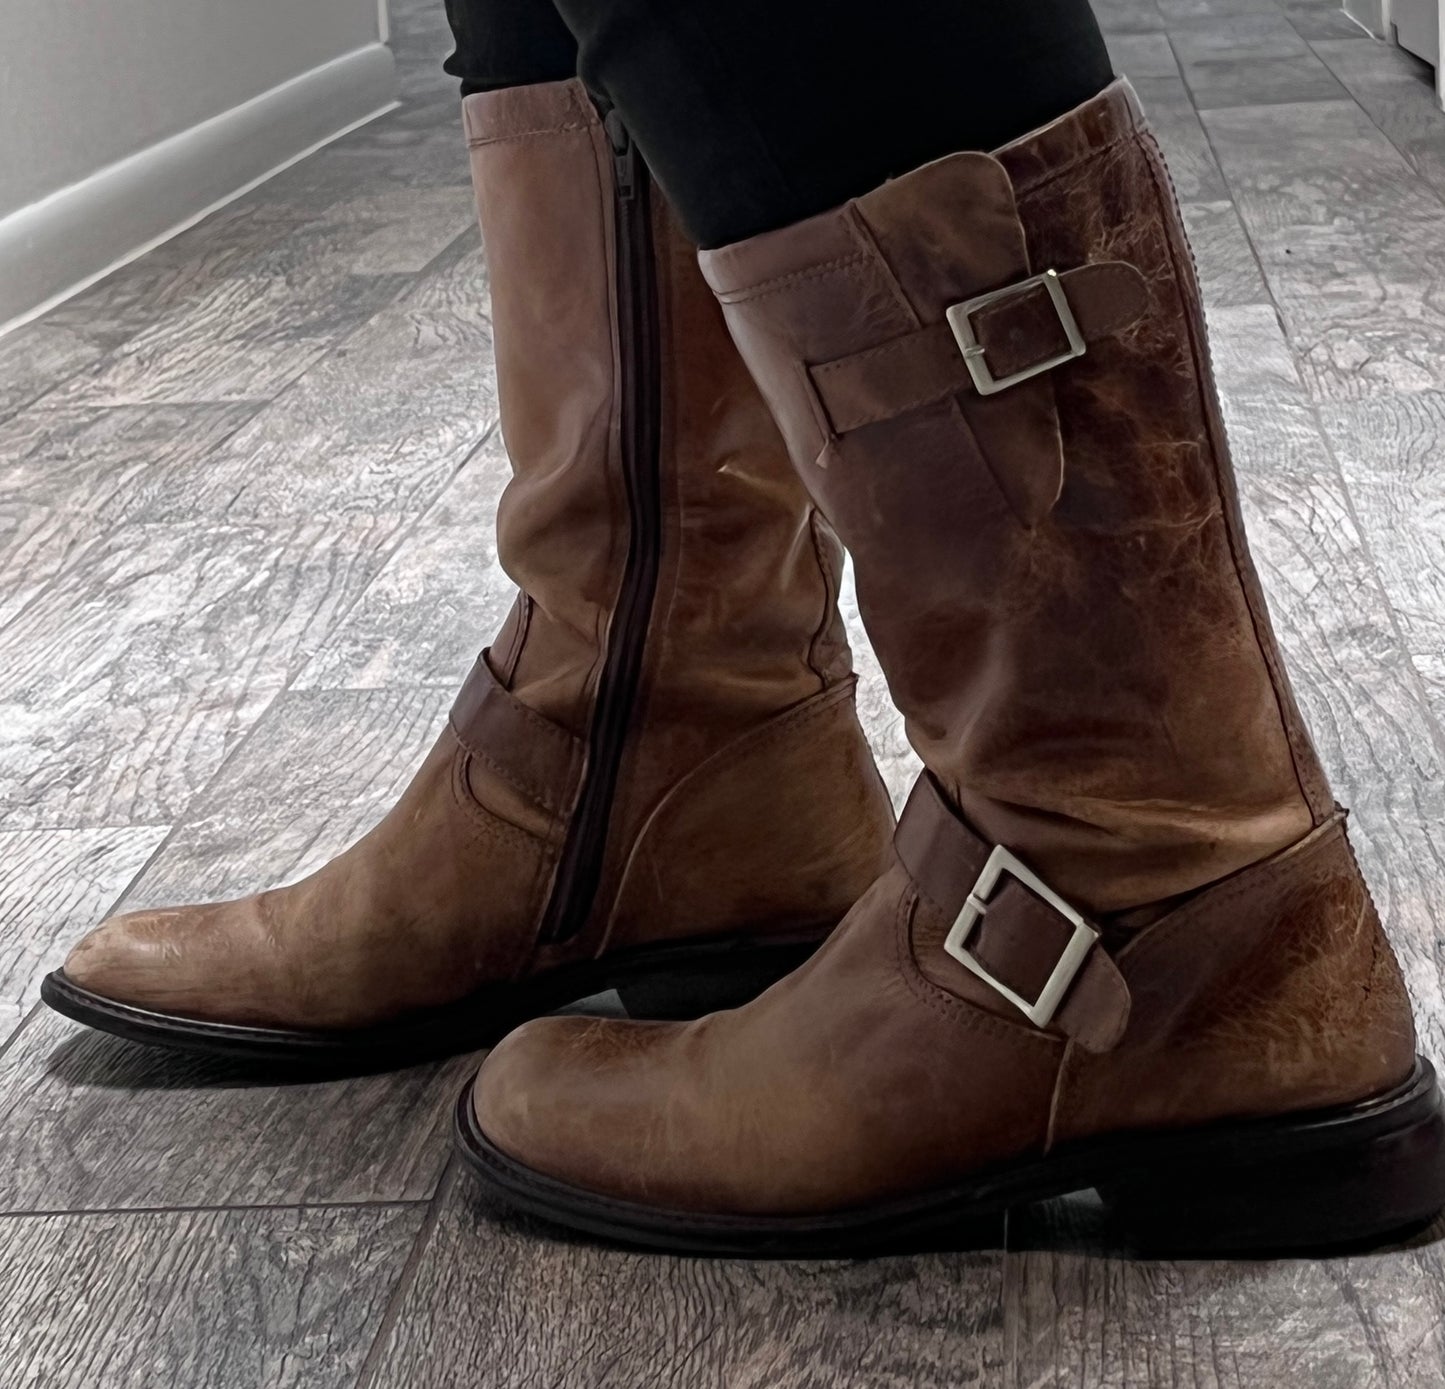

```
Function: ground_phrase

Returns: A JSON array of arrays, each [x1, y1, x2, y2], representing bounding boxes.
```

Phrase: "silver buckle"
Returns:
[[943, 845, 1099, 1028], [945, 269, 1086, 397]]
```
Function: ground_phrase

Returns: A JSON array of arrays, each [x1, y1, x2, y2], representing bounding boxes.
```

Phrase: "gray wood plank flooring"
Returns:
[[0, 1204, 425, 1388], [2, 0, 1445, 1382]]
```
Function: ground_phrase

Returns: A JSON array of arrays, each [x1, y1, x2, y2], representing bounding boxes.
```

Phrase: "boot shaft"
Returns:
[[461, 80, 888, 952], [701, 80, 1330, 914], [464, 80, 850, 738]]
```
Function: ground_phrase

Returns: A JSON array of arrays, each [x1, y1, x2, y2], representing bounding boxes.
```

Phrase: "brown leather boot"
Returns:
[[41, 79, 894, 1068], [459, 80, 1445, 1254]]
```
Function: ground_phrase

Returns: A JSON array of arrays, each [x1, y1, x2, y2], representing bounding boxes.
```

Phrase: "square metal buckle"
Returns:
[[945, 269, 1086, 397], [942, 845, 1099, 1028]]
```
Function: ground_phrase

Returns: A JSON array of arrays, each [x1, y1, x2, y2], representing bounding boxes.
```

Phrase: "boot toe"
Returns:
[[65, 907, 205, 1010], [60, 898, 281, 1024], [472, 1014, 686, 1199]]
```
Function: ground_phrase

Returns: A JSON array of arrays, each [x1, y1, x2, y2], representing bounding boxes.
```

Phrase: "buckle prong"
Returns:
[[945, 269, 1087, 396], [943, 844, 1099, 1028]]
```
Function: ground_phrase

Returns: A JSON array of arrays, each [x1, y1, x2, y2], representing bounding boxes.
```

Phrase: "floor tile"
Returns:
[[1213, 304, 1445, 1059], [1095, 0, 1168, 32], [0, 1203, 423, 1388], [1207, 99, 1445, 401], [0, 321, 118, 423], [1131, 74, 1233, 200], [1206, 302, 1309, 396], [1156, 0, 1280, 17], [1319, 391, 1445, 730], [0, 516, 403, 828], [1170, 15, 1347, 108], [0, 504, 97, 632], [1007, 1219, 1445, 1388], [114, 686, 453, 914], [0, 403, 262, 523], [176, 233, 494, 522], [0, 826, 167, 1043], [1280, 0, 1372, 39], [292, 514, 514, 692], [366, 1174, 1008, 1389], [0, 1009, 473, 1212], [842, 559, 918, 812], [37, 271, 409, 409], [1106, 32, 1182, 80], [1183, 200, 1272, 306], [1314, 37, 1445, 198]]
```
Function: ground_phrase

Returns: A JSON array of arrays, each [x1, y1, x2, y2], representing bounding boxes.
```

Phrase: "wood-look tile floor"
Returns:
[[3, 0, 1445, 1383]]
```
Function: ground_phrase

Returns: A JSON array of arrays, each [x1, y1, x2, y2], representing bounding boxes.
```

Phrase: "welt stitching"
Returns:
[[466, 122, 589, 149], [467, 739, 561, 815], [465, 669, 582, 748], [449, 750, 557, 851], [845, 206, 920, 325], [814, 336, 913, 378], [715, 253, 872, 303]]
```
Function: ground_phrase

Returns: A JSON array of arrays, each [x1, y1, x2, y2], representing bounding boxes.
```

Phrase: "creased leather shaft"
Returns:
[[700, 81, 1330, 916], [58, 80, 895, 1034]]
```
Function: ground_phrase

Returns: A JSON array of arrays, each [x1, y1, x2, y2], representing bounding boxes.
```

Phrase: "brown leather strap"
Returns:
[[894, 775, 1131, 1052], [449, 651, 583, 814], [808, 262, 1149, 436]]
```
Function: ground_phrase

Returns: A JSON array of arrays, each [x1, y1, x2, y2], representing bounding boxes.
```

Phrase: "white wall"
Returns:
[[0, 0, 396, 331]]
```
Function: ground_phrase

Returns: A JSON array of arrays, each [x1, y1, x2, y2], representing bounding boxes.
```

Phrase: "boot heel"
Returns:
[[614, 938, 820, 1022], [1097, 1072, 1445, 1255]]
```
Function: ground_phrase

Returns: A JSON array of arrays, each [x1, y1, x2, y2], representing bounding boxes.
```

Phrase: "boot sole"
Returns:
[[37, 931, 824, 1071], [454, 1057, 1445, 1257]]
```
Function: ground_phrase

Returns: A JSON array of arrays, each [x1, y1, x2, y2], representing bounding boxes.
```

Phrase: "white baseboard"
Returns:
[[0, 42, 398, 337], [1344, 0, 1390, 38]]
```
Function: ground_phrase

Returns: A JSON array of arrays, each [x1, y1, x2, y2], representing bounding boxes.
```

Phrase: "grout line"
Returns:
[[353, 1155, 460, 1389], [0, 1196, 434, 1221], [0, 1002, 42, 1068], [1000, 1206, 1020, 1389], [96, 686, 289, 916]]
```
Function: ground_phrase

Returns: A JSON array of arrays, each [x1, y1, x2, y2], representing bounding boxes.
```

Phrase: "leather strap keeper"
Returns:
[[808, 261, 1149, 436], [449, 651, 583, 814], [895, 774, 1131, 1052]]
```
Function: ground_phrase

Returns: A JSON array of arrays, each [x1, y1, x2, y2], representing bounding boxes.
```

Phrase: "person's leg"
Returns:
[[442, 0, 578, 94], [550, 0, 1114, 245]]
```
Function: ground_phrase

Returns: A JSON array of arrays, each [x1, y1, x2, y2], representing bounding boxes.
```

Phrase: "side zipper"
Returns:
[[537, 110, 665, 945]]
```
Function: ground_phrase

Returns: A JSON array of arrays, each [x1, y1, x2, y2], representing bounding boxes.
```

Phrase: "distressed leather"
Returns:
[[61, 79, 895, 1032], [473, 80, 1419, 1215], [807, 260, 1149, 435], [700, 84, 1329, 915]]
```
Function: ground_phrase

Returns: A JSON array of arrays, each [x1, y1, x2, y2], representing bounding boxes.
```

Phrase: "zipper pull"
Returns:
[[604, 109, 638, 201]]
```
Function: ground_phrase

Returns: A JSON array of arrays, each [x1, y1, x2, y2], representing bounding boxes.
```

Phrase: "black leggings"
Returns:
[[443, 0, 1113, 247]]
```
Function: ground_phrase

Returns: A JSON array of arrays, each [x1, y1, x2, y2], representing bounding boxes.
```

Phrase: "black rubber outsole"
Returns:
[[38, 931, 824, 1071], [454, 1057, 1445, 1258]]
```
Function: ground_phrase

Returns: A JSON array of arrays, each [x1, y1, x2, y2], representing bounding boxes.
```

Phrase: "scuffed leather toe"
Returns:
[[473, 1014, 682, 1198], [61, 899, 285, 1025]]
